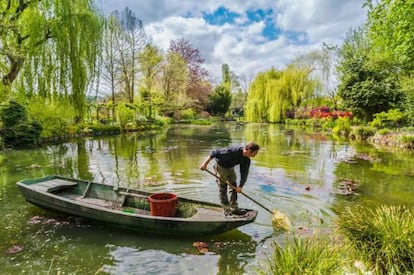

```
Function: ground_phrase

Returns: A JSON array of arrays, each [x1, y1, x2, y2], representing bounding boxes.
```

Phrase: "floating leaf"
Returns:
[[192, 241, 208, 248], [198, 247, 209, 253], [6, 245, 24, 254], [192, 241, 209, 253]]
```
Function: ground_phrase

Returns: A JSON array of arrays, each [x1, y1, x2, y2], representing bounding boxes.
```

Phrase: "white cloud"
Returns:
[[98, 0, 367, 85]]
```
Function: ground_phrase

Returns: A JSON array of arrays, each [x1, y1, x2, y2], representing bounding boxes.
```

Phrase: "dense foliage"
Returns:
[[336, 0, 414, 123], [245, 65, 320, 123], [336, 28, 404, 121], [207, 84, 232, 116], [1, 0, 414, 148], [0, 0, 103, 122], [0, 101, 42, 147]]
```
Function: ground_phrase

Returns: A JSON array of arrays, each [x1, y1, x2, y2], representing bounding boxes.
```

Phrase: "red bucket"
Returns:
[[148, 193, 178, 217]]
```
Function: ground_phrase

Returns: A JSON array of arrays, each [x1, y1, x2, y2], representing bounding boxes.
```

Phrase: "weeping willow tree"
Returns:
[[0, 0, 103, 122], [245, 66, 320, 122], [245, 68, 279, 122]]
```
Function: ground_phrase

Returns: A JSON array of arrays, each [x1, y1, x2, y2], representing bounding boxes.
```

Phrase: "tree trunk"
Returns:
[[2, 55, 24, 85]]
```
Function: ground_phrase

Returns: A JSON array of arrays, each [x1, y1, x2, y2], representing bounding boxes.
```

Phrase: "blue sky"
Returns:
[[98, 0, 367, 85]]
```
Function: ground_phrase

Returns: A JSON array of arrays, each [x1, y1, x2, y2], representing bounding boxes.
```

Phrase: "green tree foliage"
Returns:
[[336, 28, 404, 121], [0, 0, 103, 122], [245, 66, 320, 123], [138, 44, 163, 119], [206, 64, 233, 117], [0, 100, 26, 127], [159, 51, 188, 113], [169, 38, 211, 111], [336, 1, 413, 124], [400, 76, 414, 125], [0, 101, 42, 147], [207, 84, 232, 116], [365, 0, 414, 126], [222, 64, 231, 85], [365, 0, 414, 71]]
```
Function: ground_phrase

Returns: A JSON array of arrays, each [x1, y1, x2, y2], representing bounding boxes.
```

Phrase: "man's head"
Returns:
[[243, 141, 260, 158]]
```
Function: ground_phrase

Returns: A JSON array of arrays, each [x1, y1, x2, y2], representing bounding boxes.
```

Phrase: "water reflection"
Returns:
[[101, 229, 257, 274], [1, 123, 413, 274]]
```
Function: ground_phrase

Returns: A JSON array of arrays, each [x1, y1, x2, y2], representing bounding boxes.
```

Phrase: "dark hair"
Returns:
[[245, 141, 260, 152]]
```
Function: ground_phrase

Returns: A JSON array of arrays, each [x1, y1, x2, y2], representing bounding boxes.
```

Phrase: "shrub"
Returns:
[[294, 107, 311, 119], [377, 128, 391, 135], [0, 101, 43, 147], [180, 108, 196, 120], [0, 100, 27, 127], [352, 126, 376, 140], [332, 117, 351, 136], [117, 103, 135, 127], [337, 205, 414, 274], [310, 106, 352, 119], [26, 98, 75, 138], [370, 109, 406, 129], [321, 117, 335, 132], [153, 115, 172, 126]]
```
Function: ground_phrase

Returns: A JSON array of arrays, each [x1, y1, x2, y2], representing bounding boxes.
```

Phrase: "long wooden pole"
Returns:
[[204, 169, 274, 215]]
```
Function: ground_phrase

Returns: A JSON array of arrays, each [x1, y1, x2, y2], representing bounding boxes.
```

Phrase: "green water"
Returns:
[[1, 123, 413, 274]]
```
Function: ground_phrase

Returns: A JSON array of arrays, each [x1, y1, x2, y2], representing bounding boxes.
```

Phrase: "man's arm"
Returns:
[[239, 158, 251, 187], [199, 155, 212, 170]]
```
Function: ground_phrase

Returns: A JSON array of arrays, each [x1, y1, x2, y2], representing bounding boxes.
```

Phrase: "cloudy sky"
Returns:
[[97, 0, 367, 85]]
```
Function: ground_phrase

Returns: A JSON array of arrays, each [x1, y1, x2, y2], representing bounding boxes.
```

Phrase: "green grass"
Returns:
[[337, 205, 414, 274], [258, 205, 414, 274], [257, 236, 351, 275]]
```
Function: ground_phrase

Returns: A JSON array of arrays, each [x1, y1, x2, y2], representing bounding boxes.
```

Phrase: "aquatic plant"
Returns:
[[337, 205, 414, 274], [258, 236, 350, 274]]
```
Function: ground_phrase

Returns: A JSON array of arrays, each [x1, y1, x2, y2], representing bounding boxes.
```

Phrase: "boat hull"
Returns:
[[17, 176, 257, 236]]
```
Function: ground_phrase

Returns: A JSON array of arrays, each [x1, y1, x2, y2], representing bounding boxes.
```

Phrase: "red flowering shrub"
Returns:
[[310, 106, 352, 119]]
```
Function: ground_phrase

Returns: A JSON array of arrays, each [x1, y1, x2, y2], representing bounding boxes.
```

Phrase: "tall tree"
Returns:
[[158, 52, 188, 112], [222, 64, 231, 85], [207, 64, 232, 117], [207, 85, 232, 117], [101, 12, 123, 121], [0, 0, 103, 122], [363, 0, 414, 124], [137, 44, 163, 119], [114, 7, 147, 103], [169, 38, 210, 110], [245, 65, 320, 123], [336, 28, 404, 121]]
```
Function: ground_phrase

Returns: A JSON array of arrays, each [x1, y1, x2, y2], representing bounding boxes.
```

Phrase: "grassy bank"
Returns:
[[258, 205, 414, 274]]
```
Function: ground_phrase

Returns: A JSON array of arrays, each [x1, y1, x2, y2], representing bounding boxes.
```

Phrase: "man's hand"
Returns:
[[236, 186, 242, 193], [199, 156, 212, 170]]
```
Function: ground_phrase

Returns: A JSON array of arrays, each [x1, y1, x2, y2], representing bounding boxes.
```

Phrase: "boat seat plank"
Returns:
[[61, 194, 152, 215], [191, 207, 225, 221], [30, 179, 78, 192]]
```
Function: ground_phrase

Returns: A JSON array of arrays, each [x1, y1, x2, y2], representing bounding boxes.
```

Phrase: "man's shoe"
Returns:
[[231, 208, 247, 215]]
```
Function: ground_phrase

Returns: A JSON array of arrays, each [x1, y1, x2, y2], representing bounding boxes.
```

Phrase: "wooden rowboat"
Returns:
[[17, 175, 257, 236]]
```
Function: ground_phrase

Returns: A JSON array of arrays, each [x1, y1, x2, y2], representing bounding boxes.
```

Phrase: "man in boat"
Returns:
[[199, 141, 260, 216]]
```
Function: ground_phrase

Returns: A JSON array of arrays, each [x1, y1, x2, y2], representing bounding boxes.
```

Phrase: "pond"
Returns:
[[1, 123, 413, 274]]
